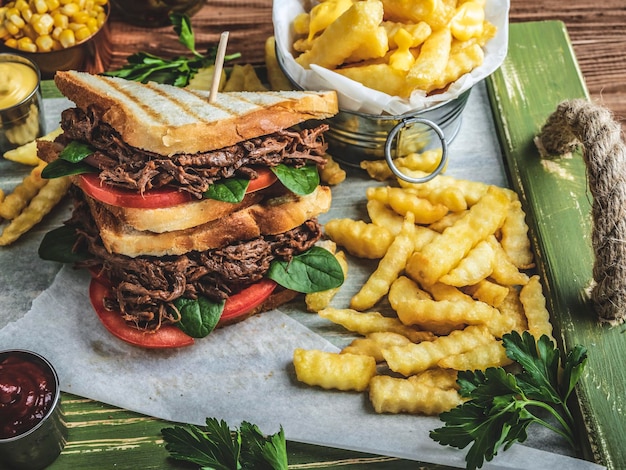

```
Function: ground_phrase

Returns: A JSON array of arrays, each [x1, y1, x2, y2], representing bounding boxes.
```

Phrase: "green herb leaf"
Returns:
[[38, 225, 91, 263], [41, 158, 95, 179], [240, 422, 288, 470], [172, 296, 223, 338], [162, 418, 288, 469], [103, 14, 240, 88], [162, 418, 241, 470], [271, 164, 319, 196], [267, 246, 344, 293], [204, 178, 249, 203], [430, 331, 587, 470]]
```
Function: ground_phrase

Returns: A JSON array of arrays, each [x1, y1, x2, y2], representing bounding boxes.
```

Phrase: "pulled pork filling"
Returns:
[[59, 106, 329, 199], [69, 193, 322, 331]]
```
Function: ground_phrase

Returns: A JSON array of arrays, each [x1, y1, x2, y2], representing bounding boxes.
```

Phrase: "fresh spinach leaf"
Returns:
[[267, 246, 344, 293], [38, 225, 91, 263], [271, 164, 319, 196], [59, 140, 94, 163], [172, 296, 223, 338], [203, 178, 249, 203], [41, 158, 96, 179]]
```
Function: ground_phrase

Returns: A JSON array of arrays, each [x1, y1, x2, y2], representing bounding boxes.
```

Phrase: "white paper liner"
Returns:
[[273, 0, 510, 115]]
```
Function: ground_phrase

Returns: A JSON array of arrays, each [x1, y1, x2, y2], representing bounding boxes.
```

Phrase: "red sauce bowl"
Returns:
[[0, 350, 67, 470]]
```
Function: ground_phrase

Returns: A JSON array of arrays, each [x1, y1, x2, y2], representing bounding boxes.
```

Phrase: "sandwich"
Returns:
[[38, 70, 343, 349]]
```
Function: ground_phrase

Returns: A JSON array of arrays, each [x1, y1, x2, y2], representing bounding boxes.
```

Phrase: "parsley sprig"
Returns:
[[161, 417, 288, 469], [430, 330, 588, 470], [104, 13, 240, 87]]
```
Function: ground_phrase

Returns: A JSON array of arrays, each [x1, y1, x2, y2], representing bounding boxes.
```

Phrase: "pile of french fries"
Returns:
[[298, 149, 554, 416], [291, 0, 496, 97], [0, 128, 70, 246]]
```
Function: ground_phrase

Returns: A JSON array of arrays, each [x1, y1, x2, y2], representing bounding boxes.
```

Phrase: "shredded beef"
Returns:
[[60, 106, 329, 199], [69, 192, 322, 331]]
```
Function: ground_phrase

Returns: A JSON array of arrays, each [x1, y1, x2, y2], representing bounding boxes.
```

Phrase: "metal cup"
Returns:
[[0, 54, 46, 154], [0, 350, 67, 470]]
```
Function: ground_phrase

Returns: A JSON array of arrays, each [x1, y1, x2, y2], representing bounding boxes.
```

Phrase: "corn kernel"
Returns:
[[60, 3, 79, 16], [4, 20, 21, 36], [74, 25, 90, 41], [71, 11, 89, 23], [58, 26, 74, 47], [17, 35, 37, 52], [52, 12, 68, 28], [45, 0, 61, 10], [85, 16, 97, 32], [4, 37, 18, 48], [0, 25, 9, 39], [32, 12, 54, 34], [15, 1, 28, 11], [59, 0, 74, 5], [19, 6, 33, 22], [35, 33, 53, 51], [51, 25, 62, 39], [33, 0, 48, 14], [7, 9, 26, 28]]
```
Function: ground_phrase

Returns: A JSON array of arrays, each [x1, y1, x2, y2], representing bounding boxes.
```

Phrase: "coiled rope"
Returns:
[[536, 99, 626, 325]]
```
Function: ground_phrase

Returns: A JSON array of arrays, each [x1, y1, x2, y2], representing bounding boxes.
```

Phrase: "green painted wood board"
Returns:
[[486, 20, 625, 470]]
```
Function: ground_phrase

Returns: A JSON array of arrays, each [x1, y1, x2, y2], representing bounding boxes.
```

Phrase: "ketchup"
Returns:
[[0, 354, 55, 439]]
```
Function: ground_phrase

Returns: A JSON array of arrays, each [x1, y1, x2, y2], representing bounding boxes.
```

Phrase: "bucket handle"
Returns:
[[384, 116, 448, 184]]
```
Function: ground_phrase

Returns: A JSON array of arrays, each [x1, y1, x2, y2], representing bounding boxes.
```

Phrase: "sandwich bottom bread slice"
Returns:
[[38, 71, 344, 349]]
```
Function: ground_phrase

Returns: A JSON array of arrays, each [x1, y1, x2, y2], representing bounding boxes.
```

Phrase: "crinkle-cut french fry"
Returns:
[[342, 331, 412, 362], [383, 20, 432, 49], [186, 65, 226, 91], [366, 186, 448, 224], [351, 213, 416, 310], [336, 63, 409, 97], [439, 238, 495, 286], [498, 287, 529, 333], [318, 307, 435, 343], [487, 235, 530, 286], [305, 250, 348, 312], [412, 369, 458, 391], [369, 375, 463, 415], [293, 349, 377, 392], [360, 149, 443, 181], [366, 199, 405, 235], [394, 296, 513, 338], [324, 218, 394, 259], [417, 184, 468, 213], [500, 198, 534, 269], [428, 210, 467, 233], [520, 275, 554, 341], [464, 279, 509, 308], [438, 338, 512, 370], [264, 36, 295, 91], [296, 0, 385, 69], [434, 42, 484, 91], [3, 127, 63, 166], [406, 186, 509, 286], [407, 27, 452, 92], [319, 153, 346, 185], [397, 169, 489, 206], [380, 0, 436, 23], [0, 162, 47, 220], [0, 176, 71, 246], [382, 325, 494, 376]]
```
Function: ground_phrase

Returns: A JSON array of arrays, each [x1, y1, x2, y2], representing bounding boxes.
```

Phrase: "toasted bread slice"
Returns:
[[101, 191, 264, 233], [54, 71, 338, 156], [86, 186, 332, 257]]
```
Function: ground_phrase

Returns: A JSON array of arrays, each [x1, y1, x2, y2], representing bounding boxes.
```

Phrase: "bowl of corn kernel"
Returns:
[[0, 0, 110, 78]]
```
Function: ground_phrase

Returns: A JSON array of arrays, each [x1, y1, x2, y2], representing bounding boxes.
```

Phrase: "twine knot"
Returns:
[[537, 99, 626, 325]]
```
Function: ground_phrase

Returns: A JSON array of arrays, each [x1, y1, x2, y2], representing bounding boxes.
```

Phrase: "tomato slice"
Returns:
[[89, 278, 195, 349], [78, 167, 278, 209], [218, 279, 278, 327], [88, 274, 277, 348]]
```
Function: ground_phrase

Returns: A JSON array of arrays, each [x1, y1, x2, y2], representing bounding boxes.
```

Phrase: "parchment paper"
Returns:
[[273, 0, 510, 115], [0, 86, 604, 469]]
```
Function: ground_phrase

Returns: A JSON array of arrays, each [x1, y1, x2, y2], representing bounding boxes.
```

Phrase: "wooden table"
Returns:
[[106, 0, 626, 130]]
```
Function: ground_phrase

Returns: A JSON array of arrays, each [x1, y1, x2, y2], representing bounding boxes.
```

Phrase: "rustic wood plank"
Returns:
[[487, 20, 626, 470]]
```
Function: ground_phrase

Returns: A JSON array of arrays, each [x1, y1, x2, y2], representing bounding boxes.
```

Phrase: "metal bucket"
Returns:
[[325, 89, 471, 183]]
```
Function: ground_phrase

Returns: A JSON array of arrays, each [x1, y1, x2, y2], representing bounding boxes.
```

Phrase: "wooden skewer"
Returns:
[[209, 31, 230, 103]]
